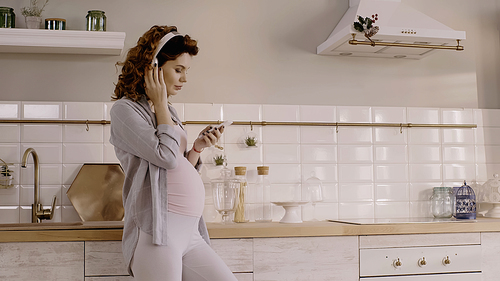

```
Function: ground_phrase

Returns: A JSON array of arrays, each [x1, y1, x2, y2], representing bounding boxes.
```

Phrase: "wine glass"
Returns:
[[305, 173, 324, 221], [212, 169, 240, 224]]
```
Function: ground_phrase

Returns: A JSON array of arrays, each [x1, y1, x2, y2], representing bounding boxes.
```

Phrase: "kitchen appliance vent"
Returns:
[[317, 0, 466, 59]]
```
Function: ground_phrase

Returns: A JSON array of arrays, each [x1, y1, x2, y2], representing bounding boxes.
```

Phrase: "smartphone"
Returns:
[[198, 120, 233, 139]]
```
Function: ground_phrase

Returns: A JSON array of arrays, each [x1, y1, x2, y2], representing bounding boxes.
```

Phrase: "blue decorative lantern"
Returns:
[[455, 181, 476, 220]]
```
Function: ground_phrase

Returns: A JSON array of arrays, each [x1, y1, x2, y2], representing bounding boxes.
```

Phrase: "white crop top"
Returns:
[[166, 124, 205, 217]]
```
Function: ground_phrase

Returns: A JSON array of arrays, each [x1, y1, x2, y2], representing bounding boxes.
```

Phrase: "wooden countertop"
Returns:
[[0, 221, 124, 242], [1, 218, 500, 242]]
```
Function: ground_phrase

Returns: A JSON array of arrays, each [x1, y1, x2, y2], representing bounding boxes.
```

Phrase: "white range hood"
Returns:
[[317, 0, 466, 59]]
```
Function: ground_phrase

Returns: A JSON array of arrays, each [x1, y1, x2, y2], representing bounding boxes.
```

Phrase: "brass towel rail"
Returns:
[[0, 119, 477, 130], [184, 121, 477, 129], [348, 34, 464, 51], [0, 120, 109, 131], [0, 120, 110, 125]]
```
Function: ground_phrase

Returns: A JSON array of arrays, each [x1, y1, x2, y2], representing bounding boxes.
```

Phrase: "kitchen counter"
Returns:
[[2, 217, 500, 242]]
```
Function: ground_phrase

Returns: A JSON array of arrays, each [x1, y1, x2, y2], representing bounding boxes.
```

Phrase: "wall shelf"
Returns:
[[0, 28, 126, 55]]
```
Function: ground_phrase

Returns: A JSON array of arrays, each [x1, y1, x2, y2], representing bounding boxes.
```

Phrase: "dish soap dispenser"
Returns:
[[455, 180, 476, 220]]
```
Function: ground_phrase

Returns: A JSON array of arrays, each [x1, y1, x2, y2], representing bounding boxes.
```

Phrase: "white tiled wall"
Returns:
[[0, 101, 499, 223]]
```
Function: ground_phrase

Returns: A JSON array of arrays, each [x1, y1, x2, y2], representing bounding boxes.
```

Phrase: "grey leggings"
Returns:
[[131, 212, 237, 281]]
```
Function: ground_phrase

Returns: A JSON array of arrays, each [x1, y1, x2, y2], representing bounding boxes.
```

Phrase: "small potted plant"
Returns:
[[213, 154, 227, 166], [21, 0, 49, 29], [0, 165, 13, 188], [244, 136, 258, 147], [242, 131, 258, 148]]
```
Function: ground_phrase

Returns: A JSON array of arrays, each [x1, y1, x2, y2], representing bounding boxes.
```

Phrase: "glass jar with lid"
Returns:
[[211, 166, 240, 224], [430, 186, 453, 218], [255, 166, 272, 222], [86, 10, 106, 31], [233, 166, 248, 223], [0, 7, 15, 28]]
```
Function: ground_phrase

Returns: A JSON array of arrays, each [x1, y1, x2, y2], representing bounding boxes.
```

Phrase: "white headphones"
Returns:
[[151, 31, 183, 66]]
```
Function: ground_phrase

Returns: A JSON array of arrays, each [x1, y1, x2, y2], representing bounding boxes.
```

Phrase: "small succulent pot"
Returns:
[[213, 154, 227, 166], [242, 131, 258, 148], [25, 16, 42, 29]]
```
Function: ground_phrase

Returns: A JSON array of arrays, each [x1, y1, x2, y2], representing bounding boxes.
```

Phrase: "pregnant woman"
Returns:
[[110, 25, 236, 281]]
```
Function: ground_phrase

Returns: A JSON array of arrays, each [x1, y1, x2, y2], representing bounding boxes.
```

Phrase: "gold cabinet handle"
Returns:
[[443, 256, 451, 265], [393, 258, 402, 268], [418, 257, 427, 267]]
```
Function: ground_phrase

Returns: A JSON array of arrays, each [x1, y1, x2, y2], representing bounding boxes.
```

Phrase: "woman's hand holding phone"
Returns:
[[193, 123, 228, 153]]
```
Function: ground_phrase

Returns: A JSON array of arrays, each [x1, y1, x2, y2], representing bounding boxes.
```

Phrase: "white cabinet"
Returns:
[[3, 230, 500, 280], [253, 236, 359, 281], [0, 241, 84, 280], [84, 239, 253, 280], [359, 233, 482, 280], [84, 237, 359, 280], [360, 245, 481, 276], [481, 232, 500, 281]]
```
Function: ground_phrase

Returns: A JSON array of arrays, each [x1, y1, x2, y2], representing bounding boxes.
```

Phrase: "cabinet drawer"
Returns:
[[85, 241, 129, 277], [235, 273, 253, 281], [254, 236, 359, 281], [359, 233, 480, 249], [0, 242, 84, 281], [360, 245, 481, 277], [361, 272, 481, 281], [211, 238, 253, 273], [85, 277, 133, 281]]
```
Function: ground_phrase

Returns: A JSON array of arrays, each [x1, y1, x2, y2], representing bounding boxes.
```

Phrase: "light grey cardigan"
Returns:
[[109, 96, 210, 276]]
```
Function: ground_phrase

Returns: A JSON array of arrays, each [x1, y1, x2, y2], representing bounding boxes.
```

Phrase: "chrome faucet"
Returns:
[[21, 148, 56, 223]]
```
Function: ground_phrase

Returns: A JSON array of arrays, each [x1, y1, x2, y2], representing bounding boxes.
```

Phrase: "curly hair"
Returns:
[[112, 25, 199, 101]]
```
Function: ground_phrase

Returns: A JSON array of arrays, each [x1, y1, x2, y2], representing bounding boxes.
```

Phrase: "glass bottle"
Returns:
[[452, 186, 459, 218], [304, 173, 324, 221], [430, 186, 453, 218], [86, 10, 106, 31], [455, 180, 476, 220], [0, 7, 15, 28], [233, 166, 248, 223], [255, 166, 272, 222]]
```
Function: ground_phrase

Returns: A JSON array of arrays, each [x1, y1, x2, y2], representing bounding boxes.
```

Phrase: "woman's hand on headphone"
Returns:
[[145, 64, 168, 107]]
